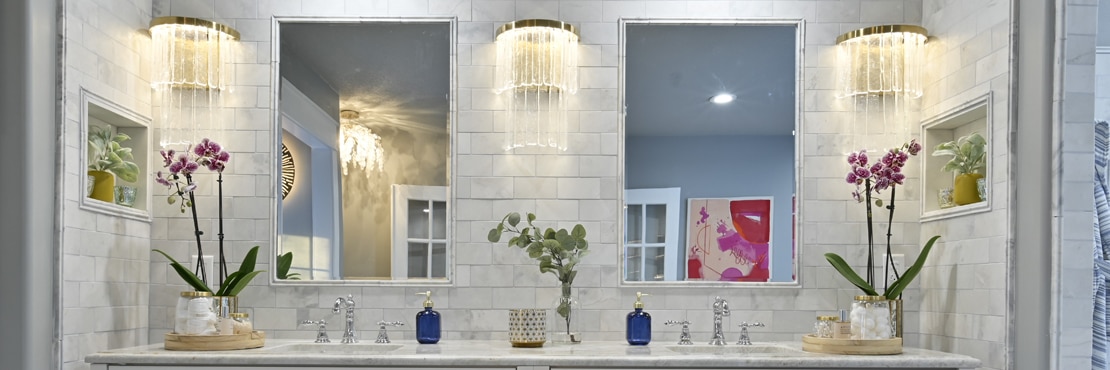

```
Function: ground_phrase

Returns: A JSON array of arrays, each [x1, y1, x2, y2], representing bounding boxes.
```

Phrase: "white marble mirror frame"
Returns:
[[616, 18, 806, 288], [268, 16, 459, 287]]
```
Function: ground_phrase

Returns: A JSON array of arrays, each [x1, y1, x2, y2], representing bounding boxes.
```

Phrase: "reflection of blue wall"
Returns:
[[626, 135, 795, 282]]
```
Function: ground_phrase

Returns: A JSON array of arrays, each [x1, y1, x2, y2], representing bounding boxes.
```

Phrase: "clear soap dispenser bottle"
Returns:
[[626, 292, 651, 345], [415, 291, 441, 344]]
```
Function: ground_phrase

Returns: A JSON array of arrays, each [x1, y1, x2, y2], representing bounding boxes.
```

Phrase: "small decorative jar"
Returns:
[[850, 295, 893, 340], [508, 308, 547, 348], [813, 315, 838, 338], [230, 312, 253, 334], [175, 291, 215, 335]]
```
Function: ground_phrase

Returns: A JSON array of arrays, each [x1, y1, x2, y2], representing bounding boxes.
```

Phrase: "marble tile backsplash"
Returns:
[[53, 1, 1031, 370]]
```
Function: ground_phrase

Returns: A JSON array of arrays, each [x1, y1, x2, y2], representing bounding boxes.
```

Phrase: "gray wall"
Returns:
[[626, 134, 795, 282]]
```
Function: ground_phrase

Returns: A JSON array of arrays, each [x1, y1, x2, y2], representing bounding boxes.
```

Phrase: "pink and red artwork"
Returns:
[[686, 197, 772, 282]]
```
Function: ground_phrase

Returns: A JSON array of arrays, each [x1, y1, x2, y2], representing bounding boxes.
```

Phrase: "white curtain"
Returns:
[[1093, 120, 1110, 369]]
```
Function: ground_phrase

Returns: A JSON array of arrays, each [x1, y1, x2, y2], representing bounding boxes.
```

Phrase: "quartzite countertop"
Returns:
[[86, 339, 982, 369]]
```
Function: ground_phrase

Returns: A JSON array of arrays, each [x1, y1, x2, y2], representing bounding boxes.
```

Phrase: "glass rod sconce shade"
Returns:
[[339, 110, 385, 178], [834, 25, 928, 151], [150, 16, 239, 148], [495, 19, 579, 151]]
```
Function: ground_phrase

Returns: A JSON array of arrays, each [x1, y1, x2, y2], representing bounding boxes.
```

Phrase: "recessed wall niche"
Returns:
[[79, 89, 153, 222], [920, 93, 992, 221]]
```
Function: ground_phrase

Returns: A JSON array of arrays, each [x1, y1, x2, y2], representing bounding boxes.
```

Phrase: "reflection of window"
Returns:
[[391, 185, 448, 279], [624, 188, 680, 281]]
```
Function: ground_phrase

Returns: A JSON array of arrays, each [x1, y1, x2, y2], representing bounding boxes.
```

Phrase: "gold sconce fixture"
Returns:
[[339, 110, 385, 178], [835, 25, 928, 150], [495, 19, 579, 151], [281, 143, 295, 199], [149, 16, 239, 148]]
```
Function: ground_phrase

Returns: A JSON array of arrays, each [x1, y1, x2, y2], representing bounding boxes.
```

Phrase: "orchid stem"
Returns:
[[185, 174, 206, 287], [217, 172, 226, 290], [864, 178, 874, 287], [883, 185, 899, 295]]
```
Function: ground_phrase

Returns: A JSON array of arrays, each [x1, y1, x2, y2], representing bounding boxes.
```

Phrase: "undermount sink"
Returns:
[[267, 343, 403, 354], [664, 344, 802, 355]]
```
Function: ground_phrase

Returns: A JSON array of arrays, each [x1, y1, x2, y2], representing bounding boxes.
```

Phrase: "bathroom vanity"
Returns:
[[86, 340, 980, 369]]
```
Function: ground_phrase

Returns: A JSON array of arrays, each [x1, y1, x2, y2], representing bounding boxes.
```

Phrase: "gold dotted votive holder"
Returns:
[[508, 308, 547, 348]]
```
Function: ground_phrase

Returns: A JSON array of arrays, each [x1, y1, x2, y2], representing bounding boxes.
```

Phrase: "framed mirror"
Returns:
[[272, 18, 455, 283], [619, 19, 802, 286]]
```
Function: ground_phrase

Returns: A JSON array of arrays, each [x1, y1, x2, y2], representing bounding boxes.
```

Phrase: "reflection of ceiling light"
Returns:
[[710, 93, 735, 104], [281, 143, 295, 199], [339, 110, 385, 178], [834, 25, 928, 150], [495, 19, 579, 151], [150, 16, 239, 148]]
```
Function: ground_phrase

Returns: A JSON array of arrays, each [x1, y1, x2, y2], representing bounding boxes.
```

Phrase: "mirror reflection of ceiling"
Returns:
[[281, 22, 450, 130], [625, 25, 795, 137]]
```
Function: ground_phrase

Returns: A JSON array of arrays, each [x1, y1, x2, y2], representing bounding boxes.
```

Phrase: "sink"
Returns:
[[664, 344, 801, 355], [267, 343, 402, 354]]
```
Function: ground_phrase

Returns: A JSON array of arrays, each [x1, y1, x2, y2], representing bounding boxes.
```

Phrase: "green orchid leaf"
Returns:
[[885, 235, 941, 299], [825, 252, 878, 296], [277, 251, 294, 280], [216, 271, 243, 296], [224, 270, 265, 296], [153, 249, 212, 293], [238, 246, 260, 275]]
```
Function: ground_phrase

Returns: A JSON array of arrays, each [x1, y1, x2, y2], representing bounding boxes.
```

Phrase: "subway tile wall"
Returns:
[[917, 2, 1011, 369], [1057, 1, 1098, 369], [59, 1, 155, 370], [53, 1, 1027, 370]]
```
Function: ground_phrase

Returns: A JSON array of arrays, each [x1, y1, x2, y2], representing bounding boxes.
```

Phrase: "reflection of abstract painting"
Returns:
[[686, 197, 772, 282]]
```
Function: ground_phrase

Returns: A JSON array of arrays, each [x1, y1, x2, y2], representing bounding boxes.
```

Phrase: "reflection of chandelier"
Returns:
[[149, 16, 238, 148], [339, 110, 385, 178], [834, 25, 927, 151], [495, 19, 579, 151]]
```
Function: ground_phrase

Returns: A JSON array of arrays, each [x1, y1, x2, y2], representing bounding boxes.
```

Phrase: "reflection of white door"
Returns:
[[624, 187, 680, 281], [391, 185, 448, 280]]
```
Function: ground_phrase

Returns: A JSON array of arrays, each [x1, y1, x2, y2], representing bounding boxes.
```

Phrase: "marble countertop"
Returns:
[[86, 339, 981, 369]]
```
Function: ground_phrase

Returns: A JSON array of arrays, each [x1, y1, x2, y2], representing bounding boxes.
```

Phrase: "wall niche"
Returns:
[[920, 93, 992, 222], [79, 89, 152, 222]]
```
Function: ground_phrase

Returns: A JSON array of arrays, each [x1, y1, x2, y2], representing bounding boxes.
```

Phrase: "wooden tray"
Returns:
[[164, 331, 266, 351], [801, 334, 902, 355]]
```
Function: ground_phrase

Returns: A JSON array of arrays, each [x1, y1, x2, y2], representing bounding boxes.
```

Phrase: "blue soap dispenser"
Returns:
[[415, 291, 441, 344], [626, 292, 651, 345]]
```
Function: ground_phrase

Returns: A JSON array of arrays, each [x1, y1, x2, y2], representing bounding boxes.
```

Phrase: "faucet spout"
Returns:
[[334, 294, 357, 343], [709, 296, 730, 346]]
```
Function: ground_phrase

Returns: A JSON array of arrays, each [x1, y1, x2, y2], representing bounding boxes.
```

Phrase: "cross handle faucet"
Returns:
[[333, 294, 357, 343], [299, 319, 330, 343], [737, 321, 765, 345], [709, 296, 731, 346], [375, 321, 405, 343], [664, 320, 693, 345]]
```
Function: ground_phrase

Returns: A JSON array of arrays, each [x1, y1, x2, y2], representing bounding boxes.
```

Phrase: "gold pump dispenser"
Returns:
[[634, 292, 649, 309], [417, 291, 434, 308]]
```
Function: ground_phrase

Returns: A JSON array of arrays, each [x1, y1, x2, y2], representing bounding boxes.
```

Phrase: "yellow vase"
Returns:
[[88, 170, 115, 202], [952, 173, 983, 205]]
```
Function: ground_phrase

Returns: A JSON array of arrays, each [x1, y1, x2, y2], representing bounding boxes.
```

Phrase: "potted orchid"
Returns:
[[151, 139, 263, 298], [824, 140, 941, 338]]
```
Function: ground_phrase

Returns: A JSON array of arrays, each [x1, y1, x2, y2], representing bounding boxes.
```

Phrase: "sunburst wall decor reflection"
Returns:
[[281, 143, 295, 199]]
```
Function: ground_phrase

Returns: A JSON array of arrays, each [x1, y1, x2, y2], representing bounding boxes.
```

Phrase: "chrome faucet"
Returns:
[[736, 321, 765, 345], [709, 296, 730, 346], [664, 320, 694, 345], [375, 321, 405, 343], [333, 294, 357, 343], [299, 319, 330, 343]]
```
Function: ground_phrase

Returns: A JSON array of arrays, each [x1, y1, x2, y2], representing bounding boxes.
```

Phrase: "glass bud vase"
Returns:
[[550, 283, 582, 343]]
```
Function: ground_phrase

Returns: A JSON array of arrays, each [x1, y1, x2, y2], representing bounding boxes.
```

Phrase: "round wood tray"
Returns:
[[800, 334, 902, 355], [164, 331, 266, 351]]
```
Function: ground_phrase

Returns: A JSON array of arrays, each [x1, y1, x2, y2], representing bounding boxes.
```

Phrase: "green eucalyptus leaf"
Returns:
[[527, 242, 546, 258], [487, 228, 502, 242], [571, 224, 586, 239], [508, 212, 521, 227], [527, 213, 536, 223], [544, 228, 557, 240]]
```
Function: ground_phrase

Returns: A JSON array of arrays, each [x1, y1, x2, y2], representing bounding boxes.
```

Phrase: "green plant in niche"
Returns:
[[488, 212, 588, 341], [276, 251, 302, 280], [87, 125, 139, 182], [932, 132, 986, 175]]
